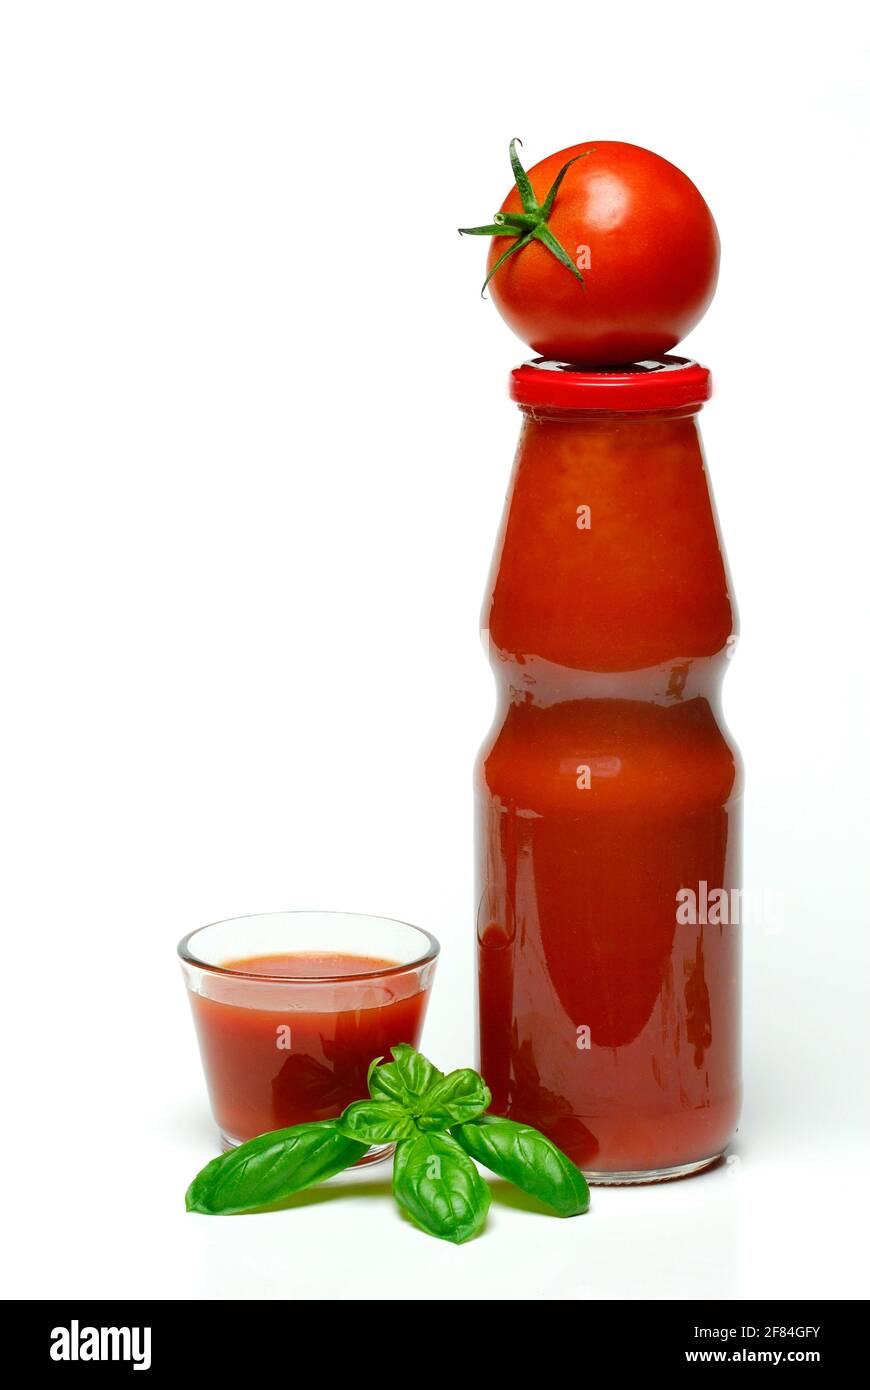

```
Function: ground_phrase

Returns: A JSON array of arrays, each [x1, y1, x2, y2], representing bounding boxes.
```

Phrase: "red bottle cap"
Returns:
[[509, 356, 712, 411]]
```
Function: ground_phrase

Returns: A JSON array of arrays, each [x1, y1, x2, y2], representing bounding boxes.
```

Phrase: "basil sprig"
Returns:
[[186, 1044, 590, 1242]]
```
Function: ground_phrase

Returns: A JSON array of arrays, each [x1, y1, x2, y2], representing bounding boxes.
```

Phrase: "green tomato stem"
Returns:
[[459, 139, 595, 295]]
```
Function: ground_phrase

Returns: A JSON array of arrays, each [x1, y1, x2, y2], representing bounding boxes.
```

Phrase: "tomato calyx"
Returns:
[[459, 138, 595, 296]]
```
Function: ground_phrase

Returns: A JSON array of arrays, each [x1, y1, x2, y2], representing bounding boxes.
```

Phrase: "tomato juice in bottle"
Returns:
[[476, 358, 742, 1182]]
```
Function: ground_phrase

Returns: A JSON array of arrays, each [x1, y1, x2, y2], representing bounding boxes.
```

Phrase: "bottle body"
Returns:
[[476, 400, 742, 1181]]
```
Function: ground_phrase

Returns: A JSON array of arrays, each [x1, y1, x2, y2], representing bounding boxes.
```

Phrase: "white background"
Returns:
[[1, 0, 868, 1301]]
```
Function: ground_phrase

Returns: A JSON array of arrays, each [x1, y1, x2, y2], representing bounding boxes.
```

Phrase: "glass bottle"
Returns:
[[476, 358, 742, 1183]]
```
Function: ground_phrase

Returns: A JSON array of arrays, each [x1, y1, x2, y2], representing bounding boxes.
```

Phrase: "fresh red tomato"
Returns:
[[461, 140, 719, 365]]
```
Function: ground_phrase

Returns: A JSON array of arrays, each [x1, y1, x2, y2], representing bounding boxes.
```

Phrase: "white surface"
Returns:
[[1, 1, 868, 1301]]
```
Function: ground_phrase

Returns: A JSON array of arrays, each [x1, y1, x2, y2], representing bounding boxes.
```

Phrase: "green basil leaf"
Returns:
[[452, 1115, 590, 1217], [389, 1043, 445, 1101], [366, 1054, 388, 1094], [368, 1056, 412, 1106], [392, 1132, 491, 1244], [337, 1099, 416, 1144], [416, 1068, 492, 1129], [185, 1121, 367, 1215], [369, 1044, 445, 1108]]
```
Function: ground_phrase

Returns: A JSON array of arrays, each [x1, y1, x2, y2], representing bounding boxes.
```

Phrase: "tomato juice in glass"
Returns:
[[180, 912, 438, 1151], [476, 359, 742, 1183]]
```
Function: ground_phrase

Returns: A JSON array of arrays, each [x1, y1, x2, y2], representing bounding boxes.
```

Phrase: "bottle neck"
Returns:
[[517, 402, 705, 425], [484, 404, 735, 682]]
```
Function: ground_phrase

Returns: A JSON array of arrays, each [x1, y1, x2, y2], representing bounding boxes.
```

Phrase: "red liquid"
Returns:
[[188, 952, 430, 1144], [476, 404, 742, 1178], [224, 952, 393, 978]]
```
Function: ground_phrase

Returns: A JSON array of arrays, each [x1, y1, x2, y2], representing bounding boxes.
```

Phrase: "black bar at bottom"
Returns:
[[5, 1298, 864, 1372]]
